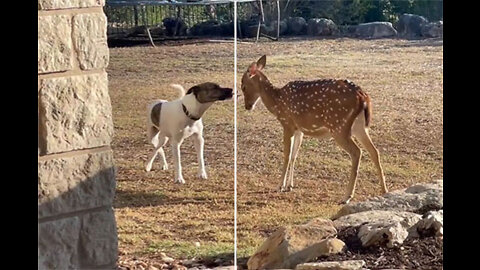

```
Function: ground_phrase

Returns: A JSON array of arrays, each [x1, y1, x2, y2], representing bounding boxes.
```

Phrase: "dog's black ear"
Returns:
[[186, 86, 199, 95]]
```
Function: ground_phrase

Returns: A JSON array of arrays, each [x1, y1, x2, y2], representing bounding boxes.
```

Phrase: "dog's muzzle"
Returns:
[[219, 88, 234, 100]]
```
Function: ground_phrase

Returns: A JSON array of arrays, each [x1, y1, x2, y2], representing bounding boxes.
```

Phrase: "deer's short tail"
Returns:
[[363, 94, 372, 127]]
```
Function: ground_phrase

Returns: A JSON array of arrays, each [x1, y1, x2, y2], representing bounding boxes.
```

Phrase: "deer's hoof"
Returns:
[[279, 186, 293, 192], [341, 197, 353, 205]]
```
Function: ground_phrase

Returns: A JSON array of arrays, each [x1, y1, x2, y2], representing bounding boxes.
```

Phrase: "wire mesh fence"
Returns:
[[104, 0, 443, 43], [105, 0, 253, 40]]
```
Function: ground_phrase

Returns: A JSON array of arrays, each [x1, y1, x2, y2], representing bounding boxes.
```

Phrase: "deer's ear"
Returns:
[[248, 64, 257, 78], [257, 55, 266, 70]]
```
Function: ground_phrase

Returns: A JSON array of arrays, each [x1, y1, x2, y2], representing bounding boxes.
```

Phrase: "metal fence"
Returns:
[[105, 0, 257, 40]]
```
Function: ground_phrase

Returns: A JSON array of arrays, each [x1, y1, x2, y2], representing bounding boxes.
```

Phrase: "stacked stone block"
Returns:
[[38, 0, 117, 269]]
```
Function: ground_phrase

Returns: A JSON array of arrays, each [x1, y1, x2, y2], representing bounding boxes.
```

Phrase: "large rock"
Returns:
[[239, 18, 259, 38], [295, 260, 366, 270], [334, 210, 421, 248], [163, 17, 187, 36], [358, 221, 410, 248], [333, 210, 422, 229], [410, 210, 443, 238], [190, 20, 222, 36], [38, 73, 113, 155], [421, 21, 443, 38], [266, 20, 288, 36], [354, 22, 397, 38], [247, 218, 344, 269], [38, 15, 73, 73], [334, 180, 443, 218], [397, 14, 429, 37], [307, 18, 337, 36], [287, 17, 307, 35]]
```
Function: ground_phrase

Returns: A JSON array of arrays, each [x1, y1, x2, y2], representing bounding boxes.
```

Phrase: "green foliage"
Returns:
[[265, 0, 442, 25]]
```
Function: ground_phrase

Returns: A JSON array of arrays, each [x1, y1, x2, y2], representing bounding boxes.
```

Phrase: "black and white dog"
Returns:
[[146, 82, 233, 184]]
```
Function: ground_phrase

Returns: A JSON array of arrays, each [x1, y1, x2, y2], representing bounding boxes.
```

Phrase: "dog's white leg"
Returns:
[[171, 140, 185, 184], [145, 135, 167, 172], [158, 147, 168, 170], [193, 133, 208, 179]]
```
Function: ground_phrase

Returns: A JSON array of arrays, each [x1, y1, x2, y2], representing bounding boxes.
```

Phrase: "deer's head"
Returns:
[[241, 55, 267, 110]]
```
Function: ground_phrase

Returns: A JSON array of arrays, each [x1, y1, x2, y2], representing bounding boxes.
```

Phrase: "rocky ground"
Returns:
[[319, 226, 443, 269], [117, 180, 443, 270], [244, 180, 443, 270]]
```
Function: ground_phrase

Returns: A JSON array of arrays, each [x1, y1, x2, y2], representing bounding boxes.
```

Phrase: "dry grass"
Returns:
[[108, 38, 443, 261]]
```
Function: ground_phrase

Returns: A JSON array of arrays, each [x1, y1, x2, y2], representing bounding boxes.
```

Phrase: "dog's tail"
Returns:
[[170, 84, 186, 98]]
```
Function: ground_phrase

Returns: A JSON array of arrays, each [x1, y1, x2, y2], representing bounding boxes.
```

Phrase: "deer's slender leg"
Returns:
[[280, 128, 294, 192], [353, 127, 388, 194], [287, 131, 304, 190], [333, 132, 362, 204]]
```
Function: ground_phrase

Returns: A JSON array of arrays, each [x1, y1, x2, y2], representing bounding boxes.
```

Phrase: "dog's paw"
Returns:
[[162, 164, 168, 171], [145, 165, 152, 172], [197, 171, 208, 180], [174, 178, 186, 184]]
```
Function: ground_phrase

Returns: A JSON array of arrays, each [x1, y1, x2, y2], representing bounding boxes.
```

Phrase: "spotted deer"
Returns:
[[240, 55, 388, 204]]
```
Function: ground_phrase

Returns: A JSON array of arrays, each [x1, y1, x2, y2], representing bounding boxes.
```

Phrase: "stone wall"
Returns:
[[38, 0, 117, 269]]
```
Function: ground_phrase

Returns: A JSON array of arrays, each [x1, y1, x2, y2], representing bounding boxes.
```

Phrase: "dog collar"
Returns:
[[182, 103, 201, 121]]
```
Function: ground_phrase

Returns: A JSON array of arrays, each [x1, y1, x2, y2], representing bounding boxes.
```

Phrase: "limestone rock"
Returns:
[[397, 14, 429, 37], [333, 210, 422, 230], [410, 210, 443, 238], [358, 221, 409, 248], [334, 180, 443, 219], [295, 260, 366, 270], [354, 22, 397, 38], [72, 13, 109, 70], [38, 0, 104, 10], [267, 20, 288, 36], [79, 208, 118, 267], [38, 150, 116, 219], [287, 17, 307, 35], [38, 73, 113, 154], [38, 15, 73, 73], [307, 18, 337, 36], [38, 217, 80, 269], [421, 21, 443, 38], [247, 218, 343, 269]]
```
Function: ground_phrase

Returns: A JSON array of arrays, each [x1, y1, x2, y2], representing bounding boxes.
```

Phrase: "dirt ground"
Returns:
[[108, 37, 443, 264]]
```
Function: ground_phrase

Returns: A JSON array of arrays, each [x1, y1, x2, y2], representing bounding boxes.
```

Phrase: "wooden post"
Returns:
[[134, 5, 139, 27], [256, 0, 265, 42], [142, 5, 155, 47], [276, 0, 280, 40]]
